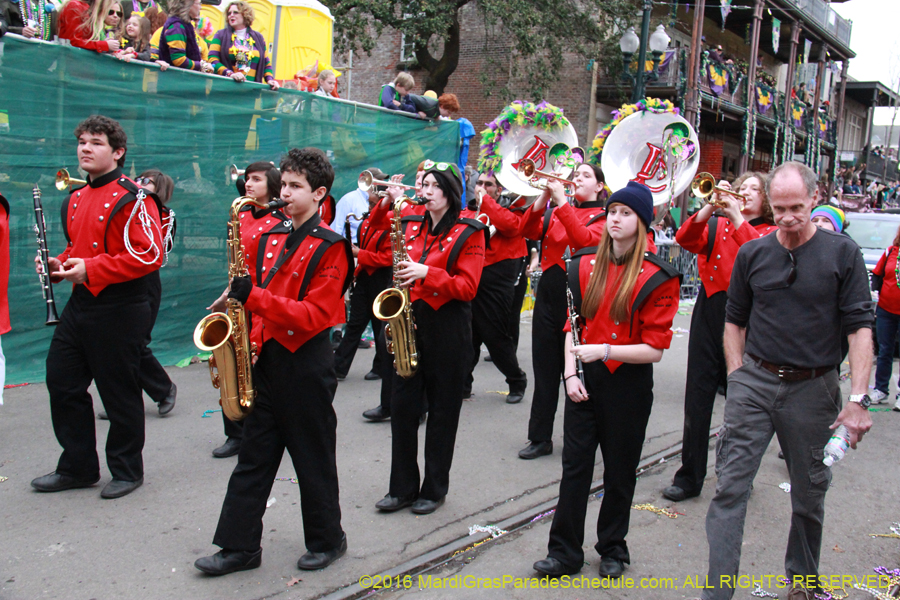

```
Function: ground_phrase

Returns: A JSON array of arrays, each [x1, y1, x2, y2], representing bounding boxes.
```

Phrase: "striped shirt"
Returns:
[[151, 25, 208, 62], [208, 28, 274, 83]]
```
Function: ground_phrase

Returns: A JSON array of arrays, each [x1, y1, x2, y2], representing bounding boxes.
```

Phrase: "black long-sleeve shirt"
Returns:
[[726, 228, 873, 368]]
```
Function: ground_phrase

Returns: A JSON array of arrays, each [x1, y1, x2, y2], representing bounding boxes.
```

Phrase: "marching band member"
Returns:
[[462, 172, 528, 404], [663, 171, 775, 503], [32, 115, 163, 499], [206, 161, 285, 459], [518, 163, 608, 460], [372, 160, 486, 515], [195, 148, 352, 576], [533, 182, 680, 579]]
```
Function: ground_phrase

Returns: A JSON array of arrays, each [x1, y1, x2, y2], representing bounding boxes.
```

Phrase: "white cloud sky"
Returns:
[[831, 0, 900, 124]]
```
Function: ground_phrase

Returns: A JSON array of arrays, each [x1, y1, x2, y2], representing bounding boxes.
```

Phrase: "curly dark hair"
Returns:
[[74, 115, 127, 168], [280, 148, 334, 198], [245, 161, 281, 200]]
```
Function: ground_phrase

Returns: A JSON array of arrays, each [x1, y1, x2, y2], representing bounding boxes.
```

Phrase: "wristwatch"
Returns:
[[848, 393, 872, 409]]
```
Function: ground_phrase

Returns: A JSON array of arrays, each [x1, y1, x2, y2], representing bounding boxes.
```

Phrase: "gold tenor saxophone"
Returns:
[[193, 197, 277, 421], [372, 197, 420, 378]]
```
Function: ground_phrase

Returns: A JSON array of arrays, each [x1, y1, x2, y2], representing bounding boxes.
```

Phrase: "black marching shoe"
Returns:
[[375, 493, 417, 512], [195, 548, 262, 576], [597, 556, 626, 578], [518, 441, 552, 460], [212, 437, 241, 458], [410, 496, 444, 515], [297, 534, 347, 570], [101, 477, 143, 499], [364, 370, 381, 381], [533, 557, 581, 578], [507, 376, 527, 404], [31, 471, 100, 493], [661, 485, 699, 502], [158, 383, 177, 416], [362, 405, 390, 422]]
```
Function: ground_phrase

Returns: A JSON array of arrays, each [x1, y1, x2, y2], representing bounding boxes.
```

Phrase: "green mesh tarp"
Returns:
[[0, 37, 460, 384]]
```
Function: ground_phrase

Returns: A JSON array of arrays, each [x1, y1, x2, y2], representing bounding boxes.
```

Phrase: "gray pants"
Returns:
[[702, 354, 840, 600]]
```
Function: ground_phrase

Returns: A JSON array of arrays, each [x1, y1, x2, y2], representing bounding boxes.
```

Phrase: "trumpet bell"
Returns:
[[229, 164, 245, 184], [55, 169, 86, 191], [358, 170, 374, 191], [691, 173, 717, 199], [517, 159, 537, 180], [193, 313, 251, 421]]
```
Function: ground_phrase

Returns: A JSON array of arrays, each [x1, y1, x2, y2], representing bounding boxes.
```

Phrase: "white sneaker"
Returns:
[[870, 389, 889, 404], [894, 394, 900, 412]]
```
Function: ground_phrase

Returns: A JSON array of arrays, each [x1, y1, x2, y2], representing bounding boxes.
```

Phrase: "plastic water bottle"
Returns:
[[823, 425, 850, 467]]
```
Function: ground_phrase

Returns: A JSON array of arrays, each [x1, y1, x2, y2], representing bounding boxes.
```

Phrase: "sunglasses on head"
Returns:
[[422, 160, 461, 180]]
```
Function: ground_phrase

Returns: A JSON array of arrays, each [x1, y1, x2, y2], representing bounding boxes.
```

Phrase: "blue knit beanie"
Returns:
[[607, 181, 654, 228]]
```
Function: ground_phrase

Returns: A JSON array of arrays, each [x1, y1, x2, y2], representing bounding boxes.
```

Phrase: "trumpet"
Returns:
[[358, 170, 416, 193], [228, 164, 244, 183], [691, 173, 746, 209], [55, 169, 87, 191], [516, 159, 576, 197]]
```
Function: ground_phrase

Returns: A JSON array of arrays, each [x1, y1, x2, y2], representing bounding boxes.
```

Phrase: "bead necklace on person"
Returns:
[[18, 0, 49, 40], [895, 247, 900, 290], [231, 31, 254, 73], [130, 0, 155, 17]]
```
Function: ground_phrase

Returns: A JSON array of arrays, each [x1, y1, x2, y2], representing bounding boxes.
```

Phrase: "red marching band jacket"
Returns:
[[58, 169, 163, 295], [520, 200, 607, 272], [874, 246, 900, 315], [238, 204, 289, 286], [368, 201, 487, 310], [472, 194, 528, 266], [0, 193, 9, 335], [565, 246, 681, 374], [675, 215, 775, 296], [354, 214, 392, 277], [242, 215, 353, 354]]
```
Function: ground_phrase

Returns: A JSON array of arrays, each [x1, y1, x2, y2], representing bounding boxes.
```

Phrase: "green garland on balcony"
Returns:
[[773, 121, 781, 164]]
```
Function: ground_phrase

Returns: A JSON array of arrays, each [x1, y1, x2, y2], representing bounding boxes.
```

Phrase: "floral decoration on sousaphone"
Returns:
[[590, 98, 699, 214], [478, 100, 570, 177]]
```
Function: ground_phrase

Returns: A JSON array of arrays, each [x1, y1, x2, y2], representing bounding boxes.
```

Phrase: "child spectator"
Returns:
[[315, 69, 336, 97], [439, 93, 476, 170], [117, 14, 151, 61], [378, 72, 416, 114]]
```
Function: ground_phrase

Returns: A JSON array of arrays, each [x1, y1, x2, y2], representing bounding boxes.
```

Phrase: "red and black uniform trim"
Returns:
[[476, 193, 528, 266], [245, 214, 353, 354], [355, 213, 392, 277], [239, 204, 289, 286]]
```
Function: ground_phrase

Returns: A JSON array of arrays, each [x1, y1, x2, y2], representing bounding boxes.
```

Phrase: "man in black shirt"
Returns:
[[698, 162, 874, 600]]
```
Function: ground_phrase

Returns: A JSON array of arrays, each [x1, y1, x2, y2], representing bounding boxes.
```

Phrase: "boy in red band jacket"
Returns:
[[0, 193, 8, 405], [31, 115, 163, 500], [462, 172, 528, 404], [196, 148, 353, 577]]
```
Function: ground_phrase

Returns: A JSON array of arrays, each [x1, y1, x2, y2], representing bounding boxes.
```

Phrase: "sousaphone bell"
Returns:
[[55, 169, 87, 191]]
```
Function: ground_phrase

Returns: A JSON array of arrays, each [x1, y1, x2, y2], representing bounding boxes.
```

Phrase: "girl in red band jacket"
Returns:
[[516, 163, 609, 459], [368, 161, 486, 515], [533, 185, 680, 579]]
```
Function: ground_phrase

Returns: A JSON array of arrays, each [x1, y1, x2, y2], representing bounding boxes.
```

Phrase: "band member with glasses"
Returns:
[[663, 172, 775, 503], [371, 160, 486, 515], [205, 161, 285, 459], [518, 163, 608, 460], [195, 148, 352, 576], [533, 181, 680, 580], [700, 162, 873, 600], [209, 1, 279, 90], [462, 172, 528, 404], [31, 115, 163, 500]]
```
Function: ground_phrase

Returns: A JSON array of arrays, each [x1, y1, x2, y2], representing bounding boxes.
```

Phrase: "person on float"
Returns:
[[533, 181, 680, 579], [208, 0, 279, 90]]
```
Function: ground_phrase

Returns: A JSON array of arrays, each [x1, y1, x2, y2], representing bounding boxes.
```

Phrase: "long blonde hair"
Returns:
[[581, 219, 649, 323], [63, 0, 117, 41]]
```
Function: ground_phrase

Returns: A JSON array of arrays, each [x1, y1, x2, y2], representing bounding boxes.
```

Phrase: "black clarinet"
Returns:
[[33, 185, 60, 326], [565, 260, 584, 385]]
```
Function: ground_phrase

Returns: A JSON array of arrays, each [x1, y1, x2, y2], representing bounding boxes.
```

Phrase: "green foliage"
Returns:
[[330, 0, 639, 99]]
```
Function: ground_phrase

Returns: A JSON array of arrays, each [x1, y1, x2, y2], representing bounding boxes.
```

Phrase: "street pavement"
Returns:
[[1, 309, 898, 600]]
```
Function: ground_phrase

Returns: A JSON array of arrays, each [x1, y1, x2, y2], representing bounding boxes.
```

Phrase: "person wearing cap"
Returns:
[[810, 205, 845, 233], [517, 163, 610, 460], [532, 181, 681, 580], [869, 221, 900, 408], [663, 171, 775, 503], [369, 160, 487, 515]]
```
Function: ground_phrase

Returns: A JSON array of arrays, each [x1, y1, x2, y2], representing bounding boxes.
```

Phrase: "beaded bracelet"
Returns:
[[601, 343, 611, 363]]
